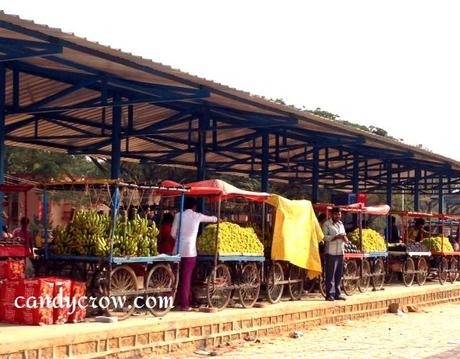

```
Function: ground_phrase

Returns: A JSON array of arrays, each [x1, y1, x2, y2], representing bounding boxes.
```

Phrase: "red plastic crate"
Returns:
[[68, 281, 87, 323], [0, 260, 25, 281]]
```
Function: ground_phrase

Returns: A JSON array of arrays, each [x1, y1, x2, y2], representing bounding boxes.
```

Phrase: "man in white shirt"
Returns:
[[322, 207, 348, 301], [171, 197, 217, 311]]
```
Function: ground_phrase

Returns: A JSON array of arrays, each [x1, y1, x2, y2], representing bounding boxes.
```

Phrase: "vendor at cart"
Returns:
[[12, 217, 33, 255], [322, 207, 348, 302], [171, 197, 218, 311], [408, 218, 429, 243]]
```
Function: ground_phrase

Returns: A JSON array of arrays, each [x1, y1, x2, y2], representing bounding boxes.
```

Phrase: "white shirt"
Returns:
[[322, 219, 347, 255], [171, 209, 218, 257]]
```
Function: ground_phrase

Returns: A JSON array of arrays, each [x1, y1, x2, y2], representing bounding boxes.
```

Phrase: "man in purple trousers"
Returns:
[[171, 197, 217, 311]]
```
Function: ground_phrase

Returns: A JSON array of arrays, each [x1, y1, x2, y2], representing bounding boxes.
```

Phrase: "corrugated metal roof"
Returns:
[[0, 11, 459, 190]]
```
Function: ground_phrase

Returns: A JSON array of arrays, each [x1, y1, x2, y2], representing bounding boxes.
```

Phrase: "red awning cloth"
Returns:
[[162, 179, 270, 202], [344, 203, 390, 215]]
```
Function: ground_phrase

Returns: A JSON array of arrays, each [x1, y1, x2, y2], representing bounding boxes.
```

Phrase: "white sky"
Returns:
[[1, 0, 459, 160]]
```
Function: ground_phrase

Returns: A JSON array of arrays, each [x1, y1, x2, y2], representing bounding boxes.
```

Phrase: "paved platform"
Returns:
[[1, 282, 460, 359]]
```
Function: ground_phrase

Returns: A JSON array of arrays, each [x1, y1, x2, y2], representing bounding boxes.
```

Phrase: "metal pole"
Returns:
[[261, 132, 269, 192], [43, 189, 49, 260], [111, 93, 122, 180], [197, 114, 207, 181], [438, 175, 444, 214], [353, 153, 359, 194], [386, 161, 393, 241], [414, 168, 420, 212], [312, 145, 319, 203], [0, 65, 5, 233]]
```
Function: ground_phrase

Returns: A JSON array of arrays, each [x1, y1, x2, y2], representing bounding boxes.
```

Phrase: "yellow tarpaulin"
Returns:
[[266, 194, 324, 279]]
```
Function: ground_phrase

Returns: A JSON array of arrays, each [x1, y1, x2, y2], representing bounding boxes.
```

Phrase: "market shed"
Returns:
[[0, 12, 458, 211]]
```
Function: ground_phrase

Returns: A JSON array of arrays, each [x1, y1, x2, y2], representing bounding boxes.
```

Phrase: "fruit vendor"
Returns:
[[158, 212, 175, 255], [12, 217, 32, 256], [171, 197, 218, 311], [322, 207, 348, 302], [408, 218, 429, 243]]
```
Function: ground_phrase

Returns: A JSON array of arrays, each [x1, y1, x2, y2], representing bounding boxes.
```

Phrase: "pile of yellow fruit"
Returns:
[[348, 228, 386, 253], [197, 221, 264, 255], [422, 236, 454, 253]]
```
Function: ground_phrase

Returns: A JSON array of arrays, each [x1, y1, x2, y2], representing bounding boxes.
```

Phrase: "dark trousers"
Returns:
[[325, 254, 344, 299], [179, 256, 197, 309]]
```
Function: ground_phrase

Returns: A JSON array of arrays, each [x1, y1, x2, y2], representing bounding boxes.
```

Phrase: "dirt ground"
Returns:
[[157, 303, 460, 359]]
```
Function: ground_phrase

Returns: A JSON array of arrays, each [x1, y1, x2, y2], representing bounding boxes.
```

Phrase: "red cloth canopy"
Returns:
[[161, 179, 270, 202]]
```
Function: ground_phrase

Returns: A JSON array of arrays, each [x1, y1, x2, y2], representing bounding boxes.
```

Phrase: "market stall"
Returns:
[[40, 179, 189, 319], [264, 194, 323, 303], [314, 203, 389, 296], [173, 179, 269, 311], [387, 211, 433, 286], [0, 184, 34, 258]]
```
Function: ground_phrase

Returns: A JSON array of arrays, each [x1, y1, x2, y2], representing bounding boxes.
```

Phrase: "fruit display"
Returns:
[[51, 210, 159, 257], [422, 236, 454, 253], [348, 228, 386, 253], [197, 221, 264, 255], [406, 242, 429, 252]]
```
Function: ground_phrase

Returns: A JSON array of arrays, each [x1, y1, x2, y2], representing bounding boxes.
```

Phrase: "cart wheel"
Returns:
[[372, 258, 385, 291], [288, 265, 304, 300], [266, 262, 284, 304], [101, 265, 138, 320], [416, 257, 428, 286], [449, 257, 459, 283], [358, 259, 371, 292], [145, 264, 176, 317], [438, 257, 449, 285], [206, 264, 232, 310], [319, 275, 326, 298], [342, 260, 359, 296], [238, 263, 261, 308], [402, 257, 415, 287], [304, 271, 317, 294]]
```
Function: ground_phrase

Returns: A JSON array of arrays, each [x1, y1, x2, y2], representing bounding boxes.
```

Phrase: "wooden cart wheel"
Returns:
[[416, 257, 428, 286], [288, 264, 304, 300], [449, 257, 459, 283], [238, 262, 261, 308], [145, 264, 176, 317], [372, 258, 386, 291], [358, 259, 371, 292], [266, 261, 284, 304], [206, 263, 232, 310], [342, 260, 359, 296], [402, 257, 415, 287], [438, 257, 449, 285], [319, 274, 326, 298], [101, 265, 138, 320], [304, 271, 318, 294]]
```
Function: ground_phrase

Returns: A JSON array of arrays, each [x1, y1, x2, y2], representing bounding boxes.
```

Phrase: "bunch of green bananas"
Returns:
[[197, 221, 264, 255], [50, 210, 160, 257], [348, 228, 386, 253], [113, 212, 160, 257]]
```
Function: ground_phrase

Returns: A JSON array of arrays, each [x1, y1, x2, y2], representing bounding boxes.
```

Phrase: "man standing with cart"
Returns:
[[171, 197, 217, 311], [322, 207, 348, 301]]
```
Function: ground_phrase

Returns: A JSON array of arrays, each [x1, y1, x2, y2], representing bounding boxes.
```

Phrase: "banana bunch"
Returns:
[[113, 213, 159, 257], [348, 228, 386, 253], [422, 236, 454, 253], [50, 210, 159, 258], [198, 221, 264, 255]]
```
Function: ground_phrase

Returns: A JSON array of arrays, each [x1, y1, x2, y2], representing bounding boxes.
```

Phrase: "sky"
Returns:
[[1, 0, 459, 160]]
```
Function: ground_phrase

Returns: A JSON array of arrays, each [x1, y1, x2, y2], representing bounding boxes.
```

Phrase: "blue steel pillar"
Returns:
[[352, 153, 359, 194], [385, 161, 393, 242], [261, 132, 269, 192], [438, 175, 444, 214], [312, 145, 319, 203], [196, 113, 208, 181], [414, 168, 420, 211], [111, 93, 122, 180], [0, 65, 5, 231]]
